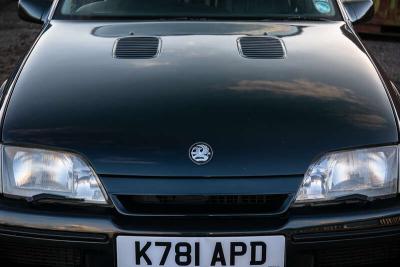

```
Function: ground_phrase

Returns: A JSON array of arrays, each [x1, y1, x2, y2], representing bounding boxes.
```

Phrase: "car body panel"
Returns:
[[0, 196, 399, 240], [1, 2, 400, 267], [2, 21, 398, 178]]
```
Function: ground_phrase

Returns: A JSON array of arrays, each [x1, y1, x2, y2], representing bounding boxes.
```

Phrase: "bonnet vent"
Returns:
[[114, 37, 160, 59], [238, 36, 285, 59]]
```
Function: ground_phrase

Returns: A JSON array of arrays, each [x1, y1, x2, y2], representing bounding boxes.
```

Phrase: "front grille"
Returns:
[[0, 239, 82, 267], [315, 239, 400, 267], [115, 194, 289, 215]]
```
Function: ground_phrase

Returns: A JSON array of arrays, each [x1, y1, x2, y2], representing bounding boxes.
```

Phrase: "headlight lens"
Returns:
[[2, 146, 108, 204], [295, 146, 398, 205]]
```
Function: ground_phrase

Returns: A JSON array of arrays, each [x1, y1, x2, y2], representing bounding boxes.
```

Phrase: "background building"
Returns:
[[373, 0, 400, 26], [356, 0, 400, 35]]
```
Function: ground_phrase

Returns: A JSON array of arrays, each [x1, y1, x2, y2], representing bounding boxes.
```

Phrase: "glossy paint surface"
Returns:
[[2, 21, 398, 177]]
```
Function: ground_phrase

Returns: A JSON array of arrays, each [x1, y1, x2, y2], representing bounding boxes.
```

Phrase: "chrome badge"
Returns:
[[189, 142, 213, 165]]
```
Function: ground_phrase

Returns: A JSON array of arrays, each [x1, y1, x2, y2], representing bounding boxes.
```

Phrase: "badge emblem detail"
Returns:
[[189, 142, 213, 165]]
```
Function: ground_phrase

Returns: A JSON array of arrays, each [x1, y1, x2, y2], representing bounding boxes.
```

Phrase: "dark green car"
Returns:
[[0, 0, 399, 266]]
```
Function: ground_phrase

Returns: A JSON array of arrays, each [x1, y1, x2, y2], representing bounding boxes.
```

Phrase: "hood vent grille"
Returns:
[[238, 36, 285, 59], [114, 37, 160, 59]]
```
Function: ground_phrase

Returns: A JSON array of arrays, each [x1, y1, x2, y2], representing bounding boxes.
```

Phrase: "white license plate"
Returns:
[[117, 235, 285, 267]]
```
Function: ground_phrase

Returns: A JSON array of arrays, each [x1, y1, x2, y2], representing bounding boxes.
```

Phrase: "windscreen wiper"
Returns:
[[158, 17, 211, 21], [26, 193, 85, 205], [284, 16, 333, 21], [261, 16, 332, 22], [334, 194, 371, 203]]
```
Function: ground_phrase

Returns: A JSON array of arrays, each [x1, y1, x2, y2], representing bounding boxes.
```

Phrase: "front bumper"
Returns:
[[1, 200, 400, 267]]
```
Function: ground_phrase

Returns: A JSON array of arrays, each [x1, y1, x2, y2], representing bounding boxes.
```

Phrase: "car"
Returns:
[[0, 0, 399, 266]]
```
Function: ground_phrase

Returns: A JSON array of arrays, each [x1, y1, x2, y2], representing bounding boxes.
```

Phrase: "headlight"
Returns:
[[2, 146, 108, 205], [295, 146, 398, 205]]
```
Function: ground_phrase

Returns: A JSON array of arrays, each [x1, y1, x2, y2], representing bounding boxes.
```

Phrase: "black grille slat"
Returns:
[[315, 239, 400, 267], [116, 194, 289, 216], [0, 239, 82, 267], [238, 36, 285, 59], [114, 37, 160, 59]]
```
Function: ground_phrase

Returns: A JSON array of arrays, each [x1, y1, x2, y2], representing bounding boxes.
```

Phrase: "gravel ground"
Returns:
[[0, 2, 40, 83], [0, 1, 399, 86], [364, 39, 400, 84]]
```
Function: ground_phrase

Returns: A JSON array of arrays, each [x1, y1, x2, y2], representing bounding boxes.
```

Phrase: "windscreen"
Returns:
[[55, 0, 341, 20]]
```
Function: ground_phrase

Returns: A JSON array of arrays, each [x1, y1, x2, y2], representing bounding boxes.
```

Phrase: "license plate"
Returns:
[[117, 235, 285, 267]]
